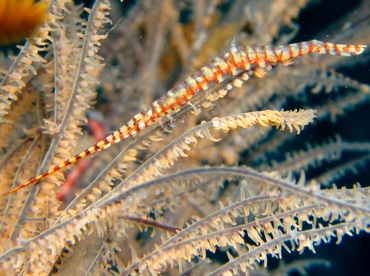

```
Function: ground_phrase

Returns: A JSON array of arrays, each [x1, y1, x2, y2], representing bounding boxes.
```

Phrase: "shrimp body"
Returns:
[[9, 40, 366, 193]]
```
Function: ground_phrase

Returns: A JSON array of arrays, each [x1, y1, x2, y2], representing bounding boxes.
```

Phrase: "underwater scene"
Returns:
[[0, 0, 369, 275]]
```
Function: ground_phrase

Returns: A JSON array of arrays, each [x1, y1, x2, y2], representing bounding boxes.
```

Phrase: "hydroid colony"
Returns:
[[0, 0, 369, 275]]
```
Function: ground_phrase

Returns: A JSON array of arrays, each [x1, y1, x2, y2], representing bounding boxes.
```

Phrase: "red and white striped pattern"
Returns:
[[9, 40, 366, 193]]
